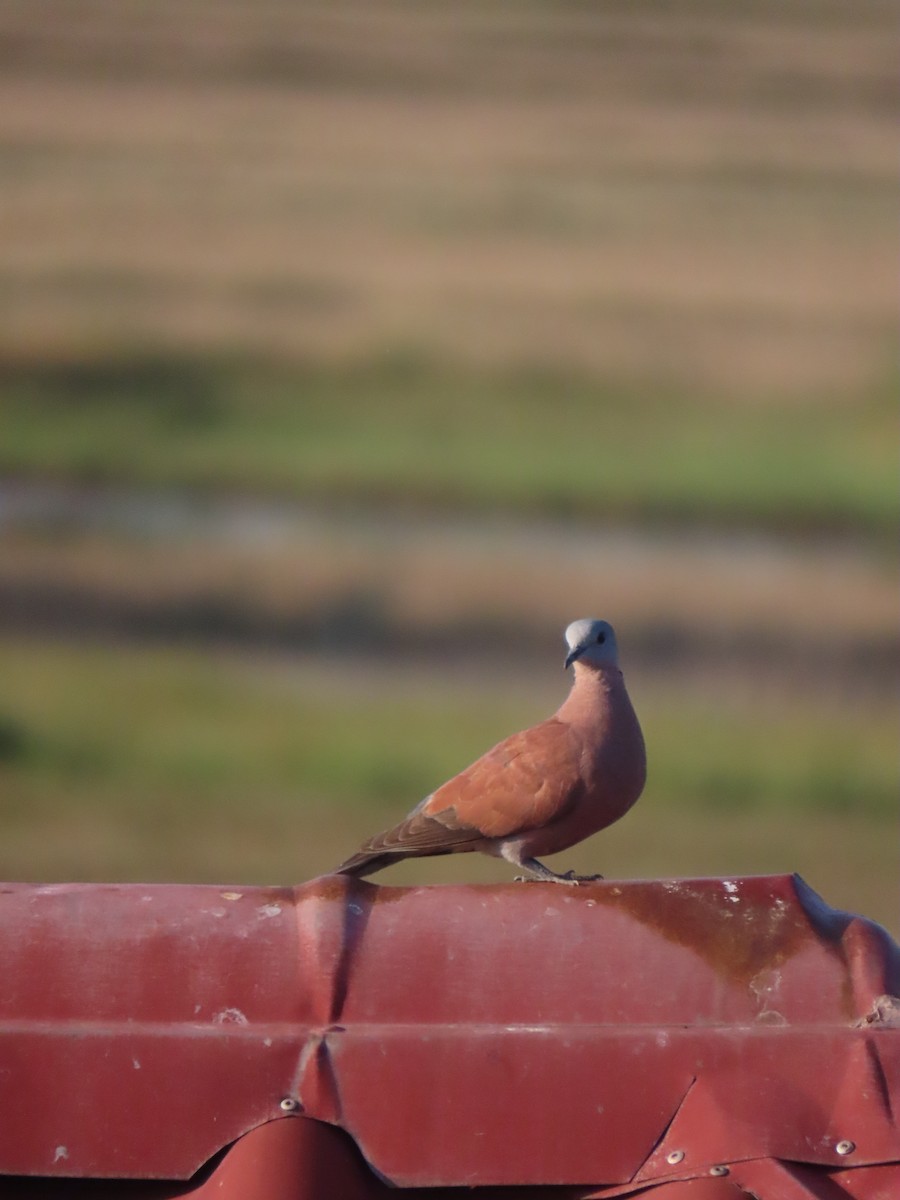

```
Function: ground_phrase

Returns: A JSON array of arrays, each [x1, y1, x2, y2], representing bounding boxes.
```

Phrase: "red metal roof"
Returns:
[[0, 873, 897, 1195]]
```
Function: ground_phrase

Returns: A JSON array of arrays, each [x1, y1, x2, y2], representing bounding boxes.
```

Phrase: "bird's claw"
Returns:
[[558, 870, 605, 885]]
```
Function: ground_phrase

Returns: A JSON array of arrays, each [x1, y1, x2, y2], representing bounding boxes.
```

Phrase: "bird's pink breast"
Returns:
[[506, 672, 646, 859]]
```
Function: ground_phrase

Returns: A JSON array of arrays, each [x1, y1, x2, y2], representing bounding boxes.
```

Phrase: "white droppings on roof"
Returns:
[[214, 1007, 248, 1026]]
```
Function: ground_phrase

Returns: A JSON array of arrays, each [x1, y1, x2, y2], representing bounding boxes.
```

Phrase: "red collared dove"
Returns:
[[333, 618, 646, 884]]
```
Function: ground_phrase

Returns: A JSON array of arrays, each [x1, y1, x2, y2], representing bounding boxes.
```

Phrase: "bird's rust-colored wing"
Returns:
[[423, 717, 585, 838], [334, 718, 585, 876], [333, 804, 484, 876], [346, 805, 484, 857]]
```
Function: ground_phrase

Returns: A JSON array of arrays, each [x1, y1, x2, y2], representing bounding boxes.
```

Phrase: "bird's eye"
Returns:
[[596, 632, 606, 644]]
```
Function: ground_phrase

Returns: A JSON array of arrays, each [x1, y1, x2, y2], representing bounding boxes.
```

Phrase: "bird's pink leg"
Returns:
[[499, 845, 603, 885]]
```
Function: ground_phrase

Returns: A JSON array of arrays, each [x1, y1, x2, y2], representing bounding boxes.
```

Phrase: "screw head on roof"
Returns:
[[709, 1166, 730, 1176], [835, 1140, 855, 1156], [279, 1097, 300, 1112], [666, 1150, 685, 1165]]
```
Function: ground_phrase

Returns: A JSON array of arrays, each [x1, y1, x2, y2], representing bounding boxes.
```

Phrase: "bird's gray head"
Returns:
[[564, 618, 619, 670]]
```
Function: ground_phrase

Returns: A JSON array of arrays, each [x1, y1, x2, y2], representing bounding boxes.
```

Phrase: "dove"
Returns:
[[333, 618, 646, 885]]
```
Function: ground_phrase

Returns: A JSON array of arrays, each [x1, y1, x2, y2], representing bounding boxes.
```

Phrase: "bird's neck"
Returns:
[[557, 664, 623, 725]]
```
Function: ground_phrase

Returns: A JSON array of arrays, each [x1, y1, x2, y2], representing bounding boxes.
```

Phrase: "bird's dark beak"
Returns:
[[564, 647, 583, 669]]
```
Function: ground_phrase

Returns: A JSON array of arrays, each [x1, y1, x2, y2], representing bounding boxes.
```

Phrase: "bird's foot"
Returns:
[[554, 869, 604, 885], [512, 864, 604, 886]]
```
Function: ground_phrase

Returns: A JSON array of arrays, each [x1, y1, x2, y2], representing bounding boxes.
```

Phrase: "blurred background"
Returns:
[[0, 0, 896, 931]]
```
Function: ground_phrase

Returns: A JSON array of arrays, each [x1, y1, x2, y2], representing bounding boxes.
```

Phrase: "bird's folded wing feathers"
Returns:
[[359, 806, 484, 853], [424, 717, 585, 838], [335, 718, 585, 873], [335, 805, 484, 872]]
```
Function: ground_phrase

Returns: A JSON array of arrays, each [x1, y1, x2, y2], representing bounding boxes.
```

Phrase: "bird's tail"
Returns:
[[332, 850, 408, 878]]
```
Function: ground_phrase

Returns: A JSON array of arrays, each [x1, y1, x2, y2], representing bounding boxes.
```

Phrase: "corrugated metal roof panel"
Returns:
[[0, 874, 897, 1191]]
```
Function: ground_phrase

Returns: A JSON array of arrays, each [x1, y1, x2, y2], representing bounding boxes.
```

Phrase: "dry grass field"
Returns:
[[0, 0, 895, 931], [0, 0, 894, 392]]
